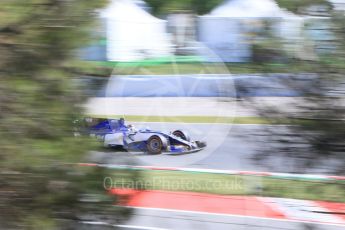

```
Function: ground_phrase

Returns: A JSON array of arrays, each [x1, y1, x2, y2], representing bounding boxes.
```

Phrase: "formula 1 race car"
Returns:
[[75, 118, 206, 154]]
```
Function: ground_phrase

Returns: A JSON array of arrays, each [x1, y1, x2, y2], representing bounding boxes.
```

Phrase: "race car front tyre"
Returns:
[[147, 135, 163, 154], [196, 141, 207, 148], [172, 130, 190, 141]]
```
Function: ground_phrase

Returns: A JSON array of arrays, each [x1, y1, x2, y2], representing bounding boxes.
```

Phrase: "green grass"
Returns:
[[72, 52, 344, 77], [89, 114, 334, 125], [86, 62, 229, 75], [88, 115, 276, 124], [91, 56, 204, 67], [72, 59, 320, 76], [110, 170, 345, 203]]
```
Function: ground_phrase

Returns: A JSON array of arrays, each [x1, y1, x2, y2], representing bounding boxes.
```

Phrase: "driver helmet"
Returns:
[[119, 118, 126, 127]]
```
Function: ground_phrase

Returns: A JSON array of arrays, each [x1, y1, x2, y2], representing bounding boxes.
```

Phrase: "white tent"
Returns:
[[209, 0, 294, 18], [100, 0, 172, 62], [329, 0, 345, 11], [198, 0, 303, 62]]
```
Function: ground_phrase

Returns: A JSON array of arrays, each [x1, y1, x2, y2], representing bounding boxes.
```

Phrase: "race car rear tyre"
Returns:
[[147, 135, 163, 154], [172, 130, 190, 141]]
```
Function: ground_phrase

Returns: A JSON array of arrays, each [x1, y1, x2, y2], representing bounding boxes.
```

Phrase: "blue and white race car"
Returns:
[[77, 118, 206, 154]]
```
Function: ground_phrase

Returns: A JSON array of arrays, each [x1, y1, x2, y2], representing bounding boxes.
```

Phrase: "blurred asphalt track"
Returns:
[[82, 189, 345, 230], [86, 96, 302, 117], [85, 206, 345, 230], [85, 74, 341, 173], [83, 75, 345, 229], [89, 123, 339, 174], [94, 74, 318, 97], [117, 208, 345, 230]]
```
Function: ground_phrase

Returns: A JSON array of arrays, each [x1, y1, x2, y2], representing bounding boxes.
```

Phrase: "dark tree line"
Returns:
[[240, 12, 345, 174], [145, 0, 331, 16], [0, 1, 138, 229]]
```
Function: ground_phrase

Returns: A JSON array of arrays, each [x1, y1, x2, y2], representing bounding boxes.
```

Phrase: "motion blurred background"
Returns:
[[0, 0, 344, 229]]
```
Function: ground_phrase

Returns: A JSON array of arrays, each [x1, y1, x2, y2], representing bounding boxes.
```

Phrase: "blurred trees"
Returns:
[[145, 0, 223, 15], [145, 0, 331, 16], [0, 0, 136, 229], [243, 11, 345, 173], [276, 0, 332, 14]]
